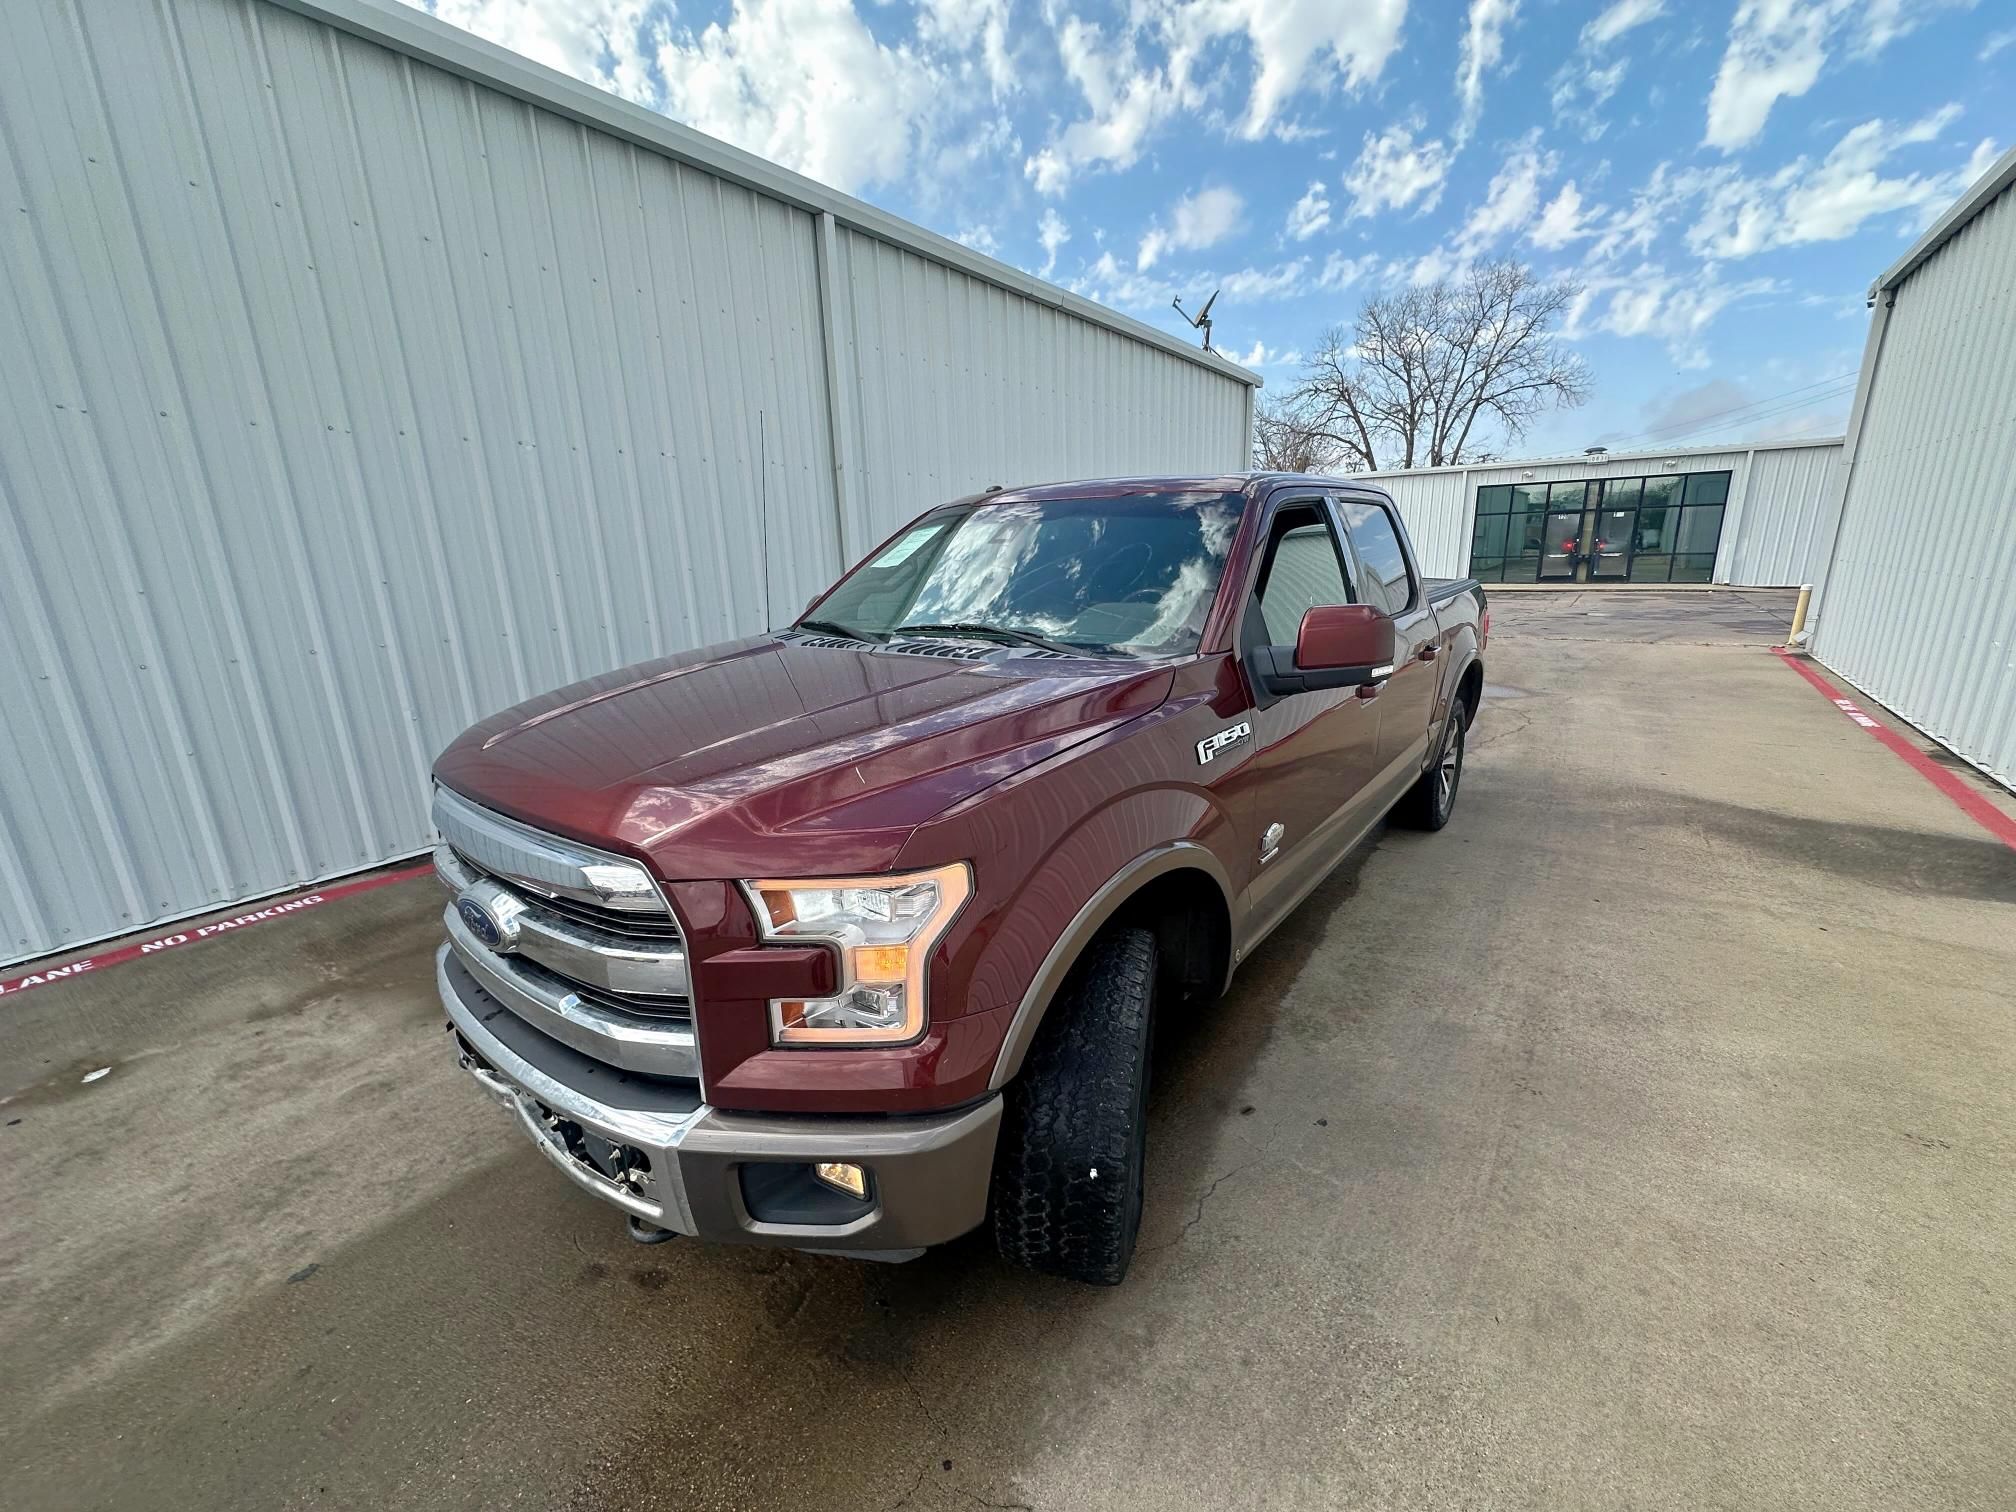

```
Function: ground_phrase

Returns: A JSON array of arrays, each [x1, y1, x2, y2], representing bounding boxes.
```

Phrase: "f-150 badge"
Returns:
[[1196, 721, 1251, 765]]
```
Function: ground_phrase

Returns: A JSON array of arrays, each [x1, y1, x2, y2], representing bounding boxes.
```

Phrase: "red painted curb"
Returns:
[[1771, 649, 2016, 853], [0, 861, 436, 999]]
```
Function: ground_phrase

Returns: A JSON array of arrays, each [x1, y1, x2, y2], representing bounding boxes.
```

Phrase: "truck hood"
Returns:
[[433, 635, 1174, 878]]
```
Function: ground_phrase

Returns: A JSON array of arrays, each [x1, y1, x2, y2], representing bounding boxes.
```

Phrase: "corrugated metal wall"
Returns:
[[1718, 443, 1842, 587], [830, 229, 1253, 557], [1812, 177, 2016, 787], [1366, 468, 1473, 580], [1366, 441, 1843, 585], [0, 0, 1254, 966]]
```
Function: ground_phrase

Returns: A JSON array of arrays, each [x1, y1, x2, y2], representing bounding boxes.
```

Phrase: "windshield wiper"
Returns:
[[795, 618, 882, 642], [892, 621, 1084, 656]]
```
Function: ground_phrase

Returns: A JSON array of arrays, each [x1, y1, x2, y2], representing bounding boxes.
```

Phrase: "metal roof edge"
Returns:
[[262, 0, 1263, 390], [1355, 435, 1847, 480], [1868, 144, 2016, 299]]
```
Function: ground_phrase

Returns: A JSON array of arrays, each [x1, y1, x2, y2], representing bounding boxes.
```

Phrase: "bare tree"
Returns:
[[1283, 260, 1588, 472], [1251, 391, 1349, 473]]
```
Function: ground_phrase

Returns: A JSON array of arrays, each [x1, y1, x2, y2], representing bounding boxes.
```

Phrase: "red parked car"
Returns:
[[432, 474, 1487, 1284]]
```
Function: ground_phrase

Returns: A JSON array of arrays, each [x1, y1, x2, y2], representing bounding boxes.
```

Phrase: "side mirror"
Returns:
[[1295, 603, 1395, 673], [1246, 603, 1396, 701]]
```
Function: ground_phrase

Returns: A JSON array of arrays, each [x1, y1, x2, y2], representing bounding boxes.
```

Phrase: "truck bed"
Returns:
[[1424, 576, 1482, 606]]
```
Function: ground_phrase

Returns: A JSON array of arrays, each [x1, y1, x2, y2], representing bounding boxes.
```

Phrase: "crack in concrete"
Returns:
[[1140, 1157, 1265, 1255]]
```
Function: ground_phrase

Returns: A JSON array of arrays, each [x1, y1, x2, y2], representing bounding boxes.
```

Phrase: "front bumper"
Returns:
[[437, 946, 1001, 1254]]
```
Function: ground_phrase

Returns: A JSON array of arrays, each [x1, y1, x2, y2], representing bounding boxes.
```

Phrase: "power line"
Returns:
[[1635, 383, 1857, 448], [1607, 371, 1858, 449]]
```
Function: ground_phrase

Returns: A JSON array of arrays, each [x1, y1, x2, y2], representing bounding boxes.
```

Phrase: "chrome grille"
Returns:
[[451, 849, 684, 942], [432, 790, 696, 1078]]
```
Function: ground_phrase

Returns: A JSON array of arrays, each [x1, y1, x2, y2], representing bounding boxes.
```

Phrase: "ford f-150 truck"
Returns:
[[433, 474, 1486, 1284]]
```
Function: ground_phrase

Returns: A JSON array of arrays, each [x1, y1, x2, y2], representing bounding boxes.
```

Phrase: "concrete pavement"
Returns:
[[4, 589, 2013, 1511]]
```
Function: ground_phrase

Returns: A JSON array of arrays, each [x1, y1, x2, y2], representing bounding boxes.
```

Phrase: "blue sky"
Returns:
[[415, 0, 2010, 458]]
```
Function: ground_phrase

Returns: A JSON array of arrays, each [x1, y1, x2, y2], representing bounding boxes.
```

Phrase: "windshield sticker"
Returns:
[[874, 525, 942, 567]]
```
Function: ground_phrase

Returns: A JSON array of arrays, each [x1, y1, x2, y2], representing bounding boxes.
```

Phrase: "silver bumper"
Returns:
[[439, 946, 1002, 1251]]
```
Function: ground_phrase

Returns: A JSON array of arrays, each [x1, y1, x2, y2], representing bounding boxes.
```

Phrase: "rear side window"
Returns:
[[1255, 504, 1355, 646], [1340, 498, 1412, 614]]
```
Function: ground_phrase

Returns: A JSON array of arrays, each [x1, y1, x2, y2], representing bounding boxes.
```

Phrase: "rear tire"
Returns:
[[990, 927, 1156, 1286], [1396, 701, 1466, 831]]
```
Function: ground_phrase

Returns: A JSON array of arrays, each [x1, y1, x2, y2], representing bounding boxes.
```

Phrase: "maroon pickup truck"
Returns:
[[433, 474, 1486, 1284]]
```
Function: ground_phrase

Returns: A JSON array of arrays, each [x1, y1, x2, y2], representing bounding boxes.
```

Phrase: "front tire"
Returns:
[[1396, 702, 1466, 830], [990, 927, 1156, 1285]]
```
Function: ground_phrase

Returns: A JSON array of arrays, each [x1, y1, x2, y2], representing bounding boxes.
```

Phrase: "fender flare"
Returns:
[[1448, 649, 1485, 727], [986, 839, 1237, 1091]]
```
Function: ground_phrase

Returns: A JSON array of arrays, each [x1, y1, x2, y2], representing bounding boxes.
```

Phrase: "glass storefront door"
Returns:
[[1589, 505, 1636, 579], [1538, 511, 1584, 580], [1466, 470, 1735, 585]]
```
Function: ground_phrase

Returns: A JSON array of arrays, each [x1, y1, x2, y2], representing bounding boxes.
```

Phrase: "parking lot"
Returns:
[[4, 589, 2013, 1512]]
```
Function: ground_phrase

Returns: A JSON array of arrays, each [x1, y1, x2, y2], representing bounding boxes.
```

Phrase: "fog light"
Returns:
[[813, 1161, 868, 1199]]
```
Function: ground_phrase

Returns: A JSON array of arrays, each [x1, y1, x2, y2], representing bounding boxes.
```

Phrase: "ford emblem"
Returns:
[[457, 894, 506, 950]]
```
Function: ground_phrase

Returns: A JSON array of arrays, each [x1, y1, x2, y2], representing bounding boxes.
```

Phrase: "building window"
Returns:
[[1467, 470, 1733, 584]]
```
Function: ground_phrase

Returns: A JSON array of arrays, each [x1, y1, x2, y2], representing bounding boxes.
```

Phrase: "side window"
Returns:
[[1340, 498, 1413, 614], [1254, 504, 1355, 646]]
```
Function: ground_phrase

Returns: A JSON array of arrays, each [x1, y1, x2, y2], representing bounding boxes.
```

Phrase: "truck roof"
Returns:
[[973, 472, 1389, 504]]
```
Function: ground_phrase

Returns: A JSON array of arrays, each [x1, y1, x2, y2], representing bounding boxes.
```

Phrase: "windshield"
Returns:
[[802, 491, 1246, 657]]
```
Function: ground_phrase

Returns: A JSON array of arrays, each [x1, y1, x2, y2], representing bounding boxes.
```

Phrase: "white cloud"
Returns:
[[1986, 28, 2016, 59], [1551, 58, 1628, 141], [1038, 208, 1070, 278], [1068, 250, 1174, 312], [956, 225, 1000, 256], [915, 0, 1016, 98], [1704, 0, 1971, 152], [1138, 186, 1245, 271], [1318, 251, 1379, 291], [1025, 0, 1408, 193], [1209, 0, 1411, 140], [1530, 182, 1593, 250], [1229, 340, 1304, 368], [1343, 121, 1454, 219], [1218, 260, 1310, 300], [1565, 266, 1779, 366], [427, 0, 659, 102], [655, 0, 946, 193], [1584, 163, 1690, 263], [1455, 136, 1554, 256], [1285, 181, 1332, 241], [1583, 0, 1666, 48], [1704, 0, 1832, 152], [1025, 15, 1186, 195], [432, 0, 1030, 198], [1408, 246, 1459, 287], [1688, 106, 1994, 258], [1455, 0, 1520, 142], [1549, 0, 1662, 140]]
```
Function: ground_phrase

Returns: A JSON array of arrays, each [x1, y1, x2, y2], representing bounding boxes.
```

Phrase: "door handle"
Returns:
[[1418, 644, 1438, 662]]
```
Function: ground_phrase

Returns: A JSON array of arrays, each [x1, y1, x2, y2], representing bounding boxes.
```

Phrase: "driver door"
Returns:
[[1235, 498, 1386, 941]]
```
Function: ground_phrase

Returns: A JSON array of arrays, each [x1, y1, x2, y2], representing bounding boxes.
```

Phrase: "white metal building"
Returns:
[[1363, 437, 1845, 588], [0, 0, 1257, 966], [1807, 148, 2016, 788]]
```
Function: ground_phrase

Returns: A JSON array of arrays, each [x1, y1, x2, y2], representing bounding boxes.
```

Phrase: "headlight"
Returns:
[[742, 863, 971, 1046]]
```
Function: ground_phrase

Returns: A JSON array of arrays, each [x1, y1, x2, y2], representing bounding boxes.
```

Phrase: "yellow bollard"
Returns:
[[1787, 583, 1813, 645]]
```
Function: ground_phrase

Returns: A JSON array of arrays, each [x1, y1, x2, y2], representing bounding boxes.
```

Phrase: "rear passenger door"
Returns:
[[1338, 494, 1438, 792]]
